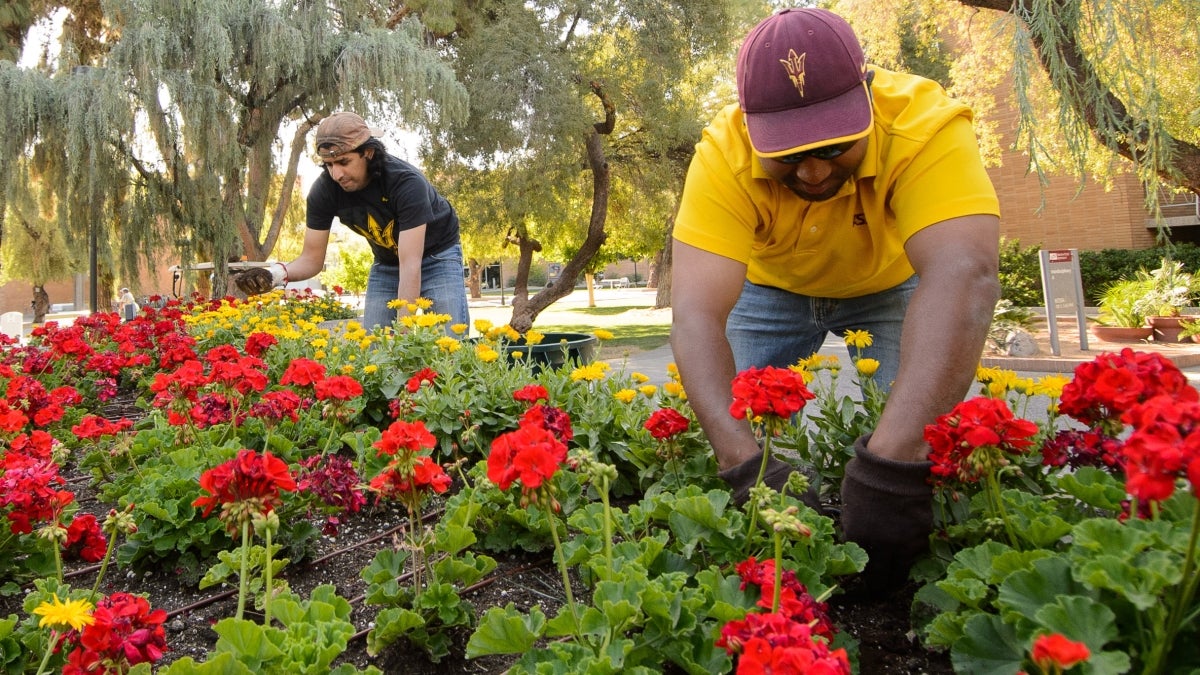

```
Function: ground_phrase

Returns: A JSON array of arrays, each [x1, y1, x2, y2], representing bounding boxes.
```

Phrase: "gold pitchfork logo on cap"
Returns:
[[780, 49, 807, 97]]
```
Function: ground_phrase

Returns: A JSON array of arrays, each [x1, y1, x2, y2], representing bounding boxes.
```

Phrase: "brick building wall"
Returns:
[[986, 102, 1157, 252]]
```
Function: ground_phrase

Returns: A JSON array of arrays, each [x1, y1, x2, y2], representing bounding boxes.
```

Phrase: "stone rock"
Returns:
[[1005, 329, 1040, 357]]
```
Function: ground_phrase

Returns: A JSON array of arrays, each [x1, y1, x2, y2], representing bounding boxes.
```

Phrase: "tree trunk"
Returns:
[[654, 215, 674, 309], [466, 259, 484, 298], [506, 82, 616, 333]]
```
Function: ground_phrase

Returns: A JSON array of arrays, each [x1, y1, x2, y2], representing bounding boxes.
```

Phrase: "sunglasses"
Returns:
[[773, 140, 858, 164]]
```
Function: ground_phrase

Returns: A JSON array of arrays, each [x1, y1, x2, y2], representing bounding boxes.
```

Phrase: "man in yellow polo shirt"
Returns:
[[671, 7, 1000, 588]]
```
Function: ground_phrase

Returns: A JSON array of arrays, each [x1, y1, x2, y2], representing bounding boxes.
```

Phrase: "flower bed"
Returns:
[[0, 289, 1197, 673]]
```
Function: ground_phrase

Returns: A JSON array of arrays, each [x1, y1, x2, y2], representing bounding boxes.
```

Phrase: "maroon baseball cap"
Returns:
[[314, 112, 381, 160], [736, 8, 873, 157]]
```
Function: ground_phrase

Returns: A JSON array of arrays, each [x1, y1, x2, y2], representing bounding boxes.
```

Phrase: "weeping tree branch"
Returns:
[[957, 0, 1200, 194]]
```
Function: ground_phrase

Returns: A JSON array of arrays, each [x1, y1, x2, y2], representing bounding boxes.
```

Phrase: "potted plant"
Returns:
[[1091, 277, 1155, 342], [1134, 259, 1200, 342]]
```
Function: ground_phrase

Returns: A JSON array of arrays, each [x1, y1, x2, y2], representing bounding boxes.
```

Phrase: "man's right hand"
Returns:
[[230, 267, 278, 296]]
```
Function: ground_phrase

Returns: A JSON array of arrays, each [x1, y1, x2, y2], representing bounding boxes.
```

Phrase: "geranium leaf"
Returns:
[[1033, 595, 1132, 674], [465, 603, 546, 657], [212, 617, 286, 668], [951, 613, 1025, 675], [996, 557, 1081, 628]]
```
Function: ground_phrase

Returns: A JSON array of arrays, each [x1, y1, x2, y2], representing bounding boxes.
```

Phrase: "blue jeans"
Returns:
[[726, 276, 917, 393], [363, 243, 470, 331]]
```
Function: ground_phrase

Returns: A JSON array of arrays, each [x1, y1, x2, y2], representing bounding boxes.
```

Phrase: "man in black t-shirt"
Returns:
[[237, 112, 469, 330]]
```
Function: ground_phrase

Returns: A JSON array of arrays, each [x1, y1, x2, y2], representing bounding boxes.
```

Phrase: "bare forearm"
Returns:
[[671, 316, 762, 470], [870, 271, 999, 461]]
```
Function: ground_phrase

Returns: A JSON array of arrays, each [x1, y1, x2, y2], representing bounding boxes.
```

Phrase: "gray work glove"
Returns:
[[718, 450, 820, 510], [839, 434, 934, 593]]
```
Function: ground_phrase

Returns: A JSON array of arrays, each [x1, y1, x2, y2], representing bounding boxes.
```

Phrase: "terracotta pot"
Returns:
[[1090, 325, 1153, 343], [1148, 315, 1194, 343]]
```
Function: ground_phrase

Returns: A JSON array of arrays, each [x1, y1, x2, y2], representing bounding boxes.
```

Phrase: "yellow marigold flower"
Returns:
[[34, 594, 95, 631], [415, 297, 434, 310], [594, 329, 614, 341], [314, 350, 326, 360], [855, 358, 880, 377], [437, 336, 462, 353], [1011, 377, 1035, 396], [502, 326, 521, 341], [570, 361, 611, 382], [630, 372, 650, 384], [524, 330, 545, 345], [614, 389, 637, 403], [363, 364, 378, 374], [477, 345, 500, 363], [312, 338, 328, 349], [413, 313, 449, 328], [1032, 374, 1070, 399], [844, 329, 873, 349], [400, 316, 416, 329], [341, 365, 355, 374], [975, 365, 1004, 384], [511, 350, 525, 359], [666, 363, 679, 379], [986, 380, 1007, 398], [450, 323, 468, 335], [474, 319, 494, 334], [387, 298, 409, 311], [636, 384, 657, 397], [664, 381, 685, 397]]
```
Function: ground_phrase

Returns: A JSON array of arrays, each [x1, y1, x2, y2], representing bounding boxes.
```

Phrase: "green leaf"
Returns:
[[466, 603, 547, 657], [1033, 596, 1132, 675], [1055, 468, 1126, 510], [996, 557, 1080, 629], [212, 618, 286, 668], [951, 613, 1026, 675], [366, 607, 425, 656]]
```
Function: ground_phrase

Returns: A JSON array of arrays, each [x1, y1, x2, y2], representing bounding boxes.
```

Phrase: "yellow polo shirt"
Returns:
[[674, 67, 999, 298]]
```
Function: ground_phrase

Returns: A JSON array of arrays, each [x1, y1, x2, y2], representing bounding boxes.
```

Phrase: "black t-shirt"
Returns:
[[306, 154, 459, 265]]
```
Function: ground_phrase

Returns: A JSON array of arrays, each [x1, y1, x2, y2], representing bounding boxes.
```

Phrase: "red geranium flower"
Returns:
[[487, 423, 568, 496], [1059, 349, 1196, 432], [520, 405, 574, 443], [925, 396, 1039, 486], [64, 513, 108, 563], [66, 592, 168, 672], [280, 358, 327, 387], [644, 408, 690, 440], [72, 414, 134, 440], [370, 455, 452, 498], [1117, 395, 1200, 505], [1031, 633, 1090, 671], [192, 449, 297, 527], [729, 366, 815, 421], [374, 419, 438, 456], [244, 332, 278, 357], [314, 375, 364, 401], [406, 367, 438, 393], [512, 384, 549, 404]]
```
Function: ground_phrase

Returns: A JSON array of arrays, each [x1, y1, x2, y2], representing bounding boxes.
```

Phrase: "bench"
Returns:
[[599, 277, 629, 289]]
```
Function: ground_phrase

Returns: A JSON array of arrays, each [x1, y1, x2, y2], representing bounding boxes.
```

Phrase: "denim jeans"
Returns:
[[726, 276, 918, 393], [362, 243, 470, 331]]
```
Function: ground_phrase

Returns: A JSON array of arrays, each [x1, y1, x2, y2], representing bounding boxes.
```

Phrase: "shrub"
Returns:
[[997, 238, 1043, 307]]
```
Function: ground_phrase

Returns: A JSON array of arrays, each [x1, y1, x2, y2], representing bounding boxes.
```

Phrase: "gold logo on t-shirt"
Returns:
[[364, 213, 397, 248], [780, 50, 806, 97]]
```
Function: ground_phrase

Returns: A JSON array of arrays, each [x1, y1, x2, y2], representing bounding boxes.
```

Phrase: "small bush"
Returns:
[[997, 238, 1043, 307]]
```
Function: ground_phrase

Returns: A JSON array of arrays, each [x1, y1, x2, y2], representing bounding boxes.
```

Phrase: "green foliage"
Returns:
[[320, 246, 373, 296], [162, 586, 382, 674], [997, 238, 1044, 308], [1079, 244, 1200, 305]]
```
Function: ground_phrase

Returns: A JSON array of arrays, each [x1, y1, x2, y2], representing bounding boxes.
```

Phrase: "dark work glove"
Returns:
[[231, 267, 277, 296], [839, 434, 934, 594], [718, 450, 820, 510]]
